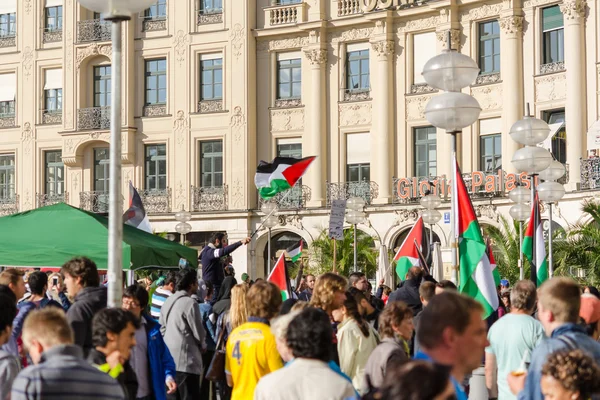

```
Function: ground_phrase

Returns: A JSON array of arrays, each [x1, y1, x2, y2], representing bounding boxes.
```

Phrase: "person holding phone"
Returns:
[[47, 273, 71, 312]]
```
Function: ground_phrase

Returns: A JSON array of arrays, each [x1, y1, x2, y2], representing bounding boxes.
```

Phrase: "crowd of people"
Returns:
[[1, 233, 600, 400]]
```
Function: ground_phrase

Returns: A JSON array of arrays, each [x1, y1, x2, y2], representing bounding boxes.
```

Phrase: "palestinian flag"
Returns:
[[255, 156, 316, 199], [393, 217, 424, 280], [267, 253, 292, 300], [123, 182, 152, 233], [286, 241, 303, 262], [487, 239, 501, 287], [522, 194, 547, 286], [454, 158, 499, 319]]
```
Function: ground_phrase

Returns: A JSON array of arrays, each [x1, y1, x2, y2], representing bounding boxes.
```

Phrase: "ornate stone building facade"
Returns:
[[0, 0, 597, 279]]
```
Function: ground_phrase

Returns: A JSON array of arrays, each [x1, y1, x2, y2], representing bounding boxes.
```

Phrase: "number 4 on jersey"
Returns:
[[232, 341, 242, 365]]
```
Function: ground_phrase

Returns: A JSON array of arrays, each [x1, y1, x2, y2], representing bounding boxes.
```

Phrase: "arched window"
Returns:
[[263, 231, 307, 278]]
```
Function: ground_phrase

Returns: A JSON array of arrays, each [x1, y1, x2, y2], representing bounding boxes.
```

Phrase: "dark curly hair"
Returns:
[[91, 308, 140, 348], [378, 360, 453, 400], [286, 308, 332, 362], [542, 349, 600, 399], [28, 271, 49, 295], [123, 284, 150, 310], [175, 268, 197, 292], [61, 257, 100, 287]]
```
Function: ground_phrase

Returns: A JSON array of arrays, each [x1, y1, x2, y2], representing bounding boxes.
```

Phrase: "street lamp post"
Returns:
[[510, 107, 553, 285], [261, 203, 279, 275], [77, 0, 162, 308], [509, 185, 531, 280], [422, 33, 481, 285], [174, 207, 192, 245], [346, 197, 366, 273], [420, 191, 442, 252], [538, 160, 566, 278]]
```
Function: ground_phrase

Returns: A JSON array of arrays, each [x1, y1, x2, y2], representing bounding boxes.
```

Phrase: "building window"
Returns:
[[94, 148, 110, 192], [347, 163, 370, 182], [200, 140, 223, 187], [544, 109, 567, 164], [200, 0, 223, 13], [277, 58, 301, 100], [480, 134, 502, 173], [45, 151, 64, 196], [0, 154, 15, 199], [0, 12, 16, 37], [44, 69, 63, 115], [542, 5, 564, 65], [275, 0, 302, 4], [0, 101, 14, 117], [277, 142, 302, 159], [479, 20, 500, 74], [346, 133, 370, 182], [346, 49, 370, 92], [145, 59, 167, 106], [93, 65, 111, 107], [200, 58, 223, 101], [144, 0, 166, 19], [45, 6, 62, 32], [145, 144, 167, 191], [414, 126, 437, 177]]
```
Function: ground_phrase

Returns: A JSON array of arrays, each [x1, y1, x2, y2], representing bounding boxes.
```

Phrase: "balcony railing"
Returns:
[[410, 83, 437, 94], [259, 184, 311, 210], [0, 195, 18, 216], [77, 19, 111, 43], [0, 114, 16, 128], [43, 28, 63, 43], [197, 99, 223, 114], [80, 191, 109, 213], [338, 0, 362, 16], [143, 104, 167, 117], [191, 185, 228, 212], [581, 159, 600, 190], [78, 107, 110, 130], [326, 180, 379, 206], [142, 17, 167, 31], [0, 34, 16, 48], [343, 89, 371, 102], [37, 193, 68, 208], [42, 110, 62, 125], [197, 9, 223, 25], [138, 188, 171, 214], [265, 2, 306, 27], [475, 72, 501, 85], [540, 61, 565, 75]]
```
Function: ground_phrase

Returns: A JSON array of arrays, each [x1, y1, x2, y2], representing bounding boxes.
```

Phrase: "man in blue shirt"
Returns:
[[413, 291, 489, 400], [508, 278, 600, 400]]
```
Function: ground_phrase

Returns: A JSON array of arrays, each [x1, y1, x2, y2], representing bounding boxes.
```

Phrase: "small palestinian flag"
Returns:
[[487, 239, 501, 287], [123, 182, 152, 233], [393, 217, 424, 280], [287, 241, 303, 262], [268, 253, 292, 300], [255, 156, 316, 200]]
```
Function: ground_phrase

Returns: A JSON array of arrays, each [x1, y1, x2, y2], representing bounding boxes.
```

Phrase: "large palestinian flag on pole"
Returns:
[[255, 156, 316, 199], [522, 194, 547, 286], [393, 217, 424, 280], [286, 241, 303, 262], [267, 253, 292, 300], [454, 158, 499, 319]]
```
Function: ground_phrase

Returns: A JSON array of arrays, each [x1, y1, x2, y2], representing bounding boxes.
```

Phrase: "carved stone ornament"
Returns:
[[406, 95, 432, 120], [399, 15, 440, 32], [278, 215, 303, 230], [270, 108, 305, 132], [173, 31, 189, 68], [257, 36, 309, 52], [21, 122, 34, 155], [304, 49, 327, 65], [330, 27, 374, 43], [174, 110, 189, 146], [540, 61, 565, 74], [559, 0, 586, 19], [471, 85, 503, 111], [230, 24, 245, 60], [459, 3, 502, 22], [394, 209, 420, 224], [371, 40, 395, 58], [475, 204, 499, 221], [436, 29, 460, 51], [230, 106, 246, 143], [410, 83, 437, 94], [24, 0, 32, 14], [500, 16, 524, 35], [339, 103, 372, 126], [475, 73, 501, 85], [175, 181, 185, 211], [275, 98, 302, 108], [76, 43, 112, 69], [65, 31, 73, 71], [22, 47, 33, 78], [535, 73, 566, 102], [231, 178, 244, 209]]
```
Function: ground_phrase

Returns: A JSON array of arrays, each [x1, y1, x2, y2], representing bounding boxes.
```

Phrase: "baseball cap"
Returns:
[[500, 279, 509, 287], [580, 294, 600, 324]]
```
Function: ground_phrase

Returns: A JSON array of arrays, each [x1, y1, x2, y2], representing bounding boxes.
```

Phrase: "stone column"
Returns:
[[500, 15, 524, 173], [304, 47, 327, 207], [371, 40, 394, 204], [560, 0, 587, 189]]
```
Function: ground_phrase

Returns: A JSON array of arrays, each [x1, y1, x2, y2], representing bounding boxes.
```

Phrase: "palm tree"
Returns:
[[310, 228, 378, 278], [483, 215, 527, 285], [553, 200, 600, 285]]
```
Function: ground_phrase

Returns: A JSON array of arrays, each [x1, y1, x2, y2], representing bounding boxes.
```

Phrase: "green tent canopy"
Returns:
[[0, 203, 197, 270]]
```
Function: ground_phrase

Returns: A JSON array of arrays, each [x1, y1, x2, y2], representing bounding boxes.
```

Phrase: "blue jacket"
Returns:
[[413, 351, 467, 400], [143, 315, 176, 400], [200, 242, 242, 285], [517, 323, 600, 400]]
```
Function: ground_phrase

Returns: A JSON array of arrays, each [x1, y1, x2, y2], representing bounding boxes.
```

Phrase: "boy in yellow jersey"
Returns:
[[225, 281, 284, 399]]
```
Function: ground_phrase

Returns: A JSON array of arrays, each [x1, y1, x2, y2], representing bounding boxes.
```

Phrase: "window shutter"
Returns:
[[542, 6, 563, 31]]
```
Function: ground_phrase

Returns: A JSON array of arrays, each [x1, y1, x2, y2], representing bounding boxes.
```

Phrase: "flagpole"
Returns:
[[548, 202, 553, 278], [414, 239, 430, 275], [332, 237, 337, 274], [530, 175, 538, 286]]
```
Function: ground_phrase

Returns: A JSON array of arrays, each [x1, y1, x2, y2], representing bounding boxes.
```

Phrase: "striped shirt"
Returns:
[[11, 344, 125, 400], [150, 287, 173, 319]]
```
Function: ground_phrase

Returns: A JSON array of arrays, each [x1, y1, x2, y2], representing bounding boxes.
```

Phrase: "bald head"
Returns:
[[407, 267, 424, 281]]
